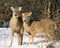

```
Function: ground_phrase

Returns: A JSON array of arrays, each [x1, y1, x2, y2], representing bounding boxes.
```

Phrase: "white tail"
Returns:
[[22, 12, 57, 44], [10, 7, 24, 47]]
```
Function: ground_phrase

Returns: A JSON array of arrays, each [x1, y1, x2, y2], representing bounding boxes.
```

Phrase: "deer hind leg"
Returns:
[[44, 35, 49, 42], [10, 31, 14, 47], [47, 33, 55, 41], [44, 34, 53, 43], [44, 37, 48, 42]]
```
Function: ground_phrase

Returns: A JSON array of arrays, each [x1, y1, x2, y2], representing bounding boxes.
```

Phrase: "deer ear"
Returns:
[[29, 12, 32, 16], [19, 7, 22, 11], [11, 7, 14, 11]]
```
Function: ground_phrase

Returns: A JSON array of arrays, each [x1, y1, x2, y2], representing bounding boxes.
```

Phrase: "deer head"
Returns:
[[22, 12, 32, 22], [11, 7, 22, 18]]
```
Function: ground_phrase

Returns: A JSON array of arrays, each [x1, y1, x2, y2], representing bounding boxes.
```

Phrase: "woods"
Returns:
[[0, 0, 60, 34]]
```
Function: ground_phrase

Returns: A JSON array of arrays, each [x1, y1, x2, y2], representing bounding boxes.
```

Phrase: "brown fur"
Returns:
[[22, 12, 57, 44], [10, 7, 24, 47]]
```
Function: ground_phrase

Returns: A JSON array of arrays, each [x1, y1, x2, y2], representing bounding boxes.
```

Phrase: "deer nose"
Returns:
[[15, 14, 17, 16], [24, 20, 26, 22]]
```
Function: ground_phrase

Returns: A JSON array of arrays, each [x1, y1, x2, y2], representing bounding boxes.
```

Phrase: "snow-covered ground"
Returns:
[[0, 28, 60, 48]]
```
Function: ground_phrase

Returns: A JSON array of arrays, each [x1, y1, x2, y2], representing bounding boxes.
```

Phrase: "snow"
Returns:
[[0, 28, 60, 48]]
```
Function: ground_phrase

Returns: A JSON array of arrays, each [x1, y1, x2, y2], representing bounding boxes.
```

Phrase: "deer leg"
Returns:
[[31, 35, 34, 44], [44, 37, 48, 42], [28, 34, 32, 44], [27, 32, 31, 44], [17, 32, 23, 45], [10, 31, 14, 47], [48, 33, 56, 40], [20, 27, 24, 45], [44, 35, 49, 42], [21, 34, 23, 45], [28, 34, 34, 44]]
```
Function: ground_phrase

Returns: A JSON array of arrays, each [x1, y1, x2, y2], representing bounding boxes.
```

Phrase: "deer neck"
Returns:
[[23, 20, 30, 26], [23, 19, 33, 26], [23, 20, 31, 32]]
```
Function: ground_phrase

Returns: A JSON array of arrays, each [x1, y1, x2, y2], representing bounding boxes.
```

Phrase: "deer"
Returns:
[[9, 7, 24, 47], [22, 12, 57, 44]]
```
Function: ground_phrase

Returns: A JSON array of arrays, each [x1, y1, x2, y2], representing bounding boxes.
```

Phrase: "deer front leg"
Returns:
[[20, 27, 24, 45], [17, 33, 22, 45], [31, 35, 34, 44], [31, 32, 35, 44], [28, 34, 34, 44], [28, 34, 32, 44], [10, 31, 14, 47]]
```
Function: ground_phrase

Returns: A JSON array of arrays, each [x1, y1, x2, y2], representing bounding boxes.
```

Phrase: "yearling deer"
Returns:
[[10, 7, 24, 47], [22, 12, 57, 44]]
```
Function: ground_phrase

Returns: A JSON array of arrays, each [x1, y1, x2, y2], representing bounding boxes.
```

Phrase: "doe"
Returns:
[[22, 12, 57, 44], [10, 7, 24, 47]]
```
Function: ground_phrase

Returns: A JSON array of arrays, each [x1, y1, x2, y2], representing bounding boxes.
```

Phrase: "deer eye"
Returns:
[[15, 14, 17, 16]]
